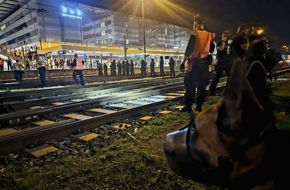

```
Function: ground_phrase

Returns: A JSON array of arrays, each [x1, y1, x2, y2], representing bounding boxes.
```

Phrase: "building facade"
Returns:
[[0, 0, 191, 60]]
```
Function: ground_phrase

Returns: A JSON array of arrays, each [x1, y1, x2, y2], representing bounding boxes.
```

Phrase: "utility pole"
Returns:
[[123, 35, 127, 60], [141, 0, 146, 60]]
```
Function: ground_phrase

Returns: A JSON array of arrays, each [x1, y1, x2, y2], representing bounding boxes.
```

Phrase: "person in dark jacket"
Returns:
[[264, 43, 282, 82], [104, 62, 108, 76], [7, 58, 12, 71], [150, 58, 156, 77], [169, 57, 176, 77], [141, 59, 146, 77], [209, 30, 232, 95], [125, 60, 130, 75], [130, 60, 135, 75], [110, 60, 116, 76], [117, 60, 122, 76], [159, 56, 165, 76]]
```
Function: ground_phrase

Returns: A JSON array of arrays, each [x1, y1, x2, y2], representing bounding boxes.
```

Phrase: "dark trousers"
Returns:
[[150, 68, 156, 76], [160, 66, 165, 76], [73, 70, 85, 85], [14, 71, 24, 84], [184, 58, 209, 108], [209, 63, 231, 94], [170, 66, 175, 77], [7, 63, 12, 70], [38, 67, 47, 87], [269, 67, 277, 81], [141, 68, 146, 77]]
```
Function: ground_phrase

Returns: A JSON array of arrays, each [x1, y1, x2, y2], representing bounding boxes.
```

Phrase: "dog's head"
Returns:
[[164, 58, 275, 186]]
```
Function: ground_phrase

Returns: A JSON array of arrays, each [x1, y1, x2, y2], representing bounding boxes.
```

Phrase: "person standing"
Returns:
[[209, 30, 232, 95], [110, 60, 116, 76], [169, 57, 176, 77], [130, 60, 135, 75], [97, 61, 103, 76], [159, 56, 165, 76], [0, 58, 4, 70], [72, 54, 85, 86], [14, 59, 25, 84], [25, 58, 30, 70], [181, 15, 215, 113], [7, 58, 12, 71], [180, 60, 185, 73], [35, 55, 48, 87], [265, 43, 282, 82], [117, 60, 122, 76], [122, 60, 126, 76], [141, 59, 146, 77], [150, 58, 156, 76], [125, 60, 130, 75], [103, 62, 108, 76]]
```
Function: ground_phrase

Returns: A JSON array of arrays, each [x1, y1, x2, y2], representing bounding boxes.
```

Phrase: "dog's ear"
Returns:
[[223, 59, 264, 130], [223, 58, 247, 116]]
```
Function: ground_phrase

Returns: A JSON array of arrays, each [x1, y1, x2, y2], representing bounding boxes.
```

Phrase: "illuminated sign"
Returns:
[[61, 6, 82, 19]]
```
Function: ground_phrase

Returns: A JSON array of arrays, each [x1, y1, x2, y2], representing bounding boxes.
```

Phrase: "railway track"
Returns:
[[0, 67, 289, 156], [0, 77, 187, 155]]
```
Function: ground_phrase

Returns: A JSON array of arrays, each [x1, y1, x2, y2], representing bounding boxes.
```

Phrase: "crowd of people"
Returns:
[[180, 14, 284, 113], [0, 50, 179, 87]]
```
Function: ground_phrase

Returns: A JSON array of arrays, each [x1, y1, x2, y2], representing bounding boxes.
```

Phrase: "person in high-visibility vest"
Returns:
[[181, 15, 215, 113], [14, 59, 25, 84], [72, 54, 85, 86]]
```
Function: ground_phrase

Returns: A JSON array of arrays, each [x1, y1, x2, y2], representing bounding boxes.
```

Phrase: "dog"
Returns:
[[164, 58, 290, 189]]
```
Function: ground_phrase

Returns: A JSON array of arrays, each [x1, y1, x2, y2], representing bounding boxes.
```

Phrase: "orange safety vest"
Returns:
[[15, 62, 25, 71], [73, 58, 84, 70], [190, 30, 214, 59]]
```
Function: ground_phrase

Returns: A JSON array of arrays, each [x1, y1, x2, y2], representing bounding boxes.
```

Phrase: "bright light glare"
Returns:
[[256, 28, 264, 35], [117, 0, 195, 27]]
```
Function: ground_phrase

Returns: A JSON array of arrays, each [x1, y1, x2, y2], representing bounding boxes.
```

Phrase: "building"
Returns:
[[0, 0, 192, 63]]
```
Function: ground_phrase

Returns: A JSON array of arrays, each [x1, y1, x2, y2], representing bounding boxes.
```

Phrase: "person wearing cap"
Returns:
[[181, 15, 215, 113], [35, 54, 48, 87], [209, 30, 232, 96], [71, 53, 85, 86]]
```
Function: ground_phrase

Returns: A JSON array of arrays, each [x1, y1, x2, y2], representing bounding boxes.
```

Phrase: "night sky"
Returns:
[[71, 0, 290, 49]]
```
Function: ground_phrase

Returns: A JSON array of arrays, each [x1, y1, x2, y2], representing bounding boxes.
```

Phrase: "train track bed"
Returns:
[[0, 76, 188, 154], [0, 68, 289, 155]]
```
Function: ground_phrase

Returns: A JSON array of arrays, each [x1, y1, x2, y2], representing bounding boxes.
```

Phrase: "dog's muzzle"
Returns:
[[163, 123, 232, 186]]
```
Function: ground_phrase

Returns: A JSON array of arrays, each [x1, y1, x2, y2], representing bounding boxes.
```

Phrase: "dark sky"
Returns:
[[71, 0, 290, 49]]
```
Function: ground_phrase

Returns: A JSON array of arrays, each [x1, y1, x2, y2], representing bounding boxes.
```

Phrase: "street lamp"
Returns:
[[141, 0, 146, 60]]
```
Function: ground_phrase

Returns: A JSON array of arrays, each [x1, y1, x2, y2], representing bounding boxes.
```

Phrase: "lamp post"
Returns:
[[141, 0, 146, 60]]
